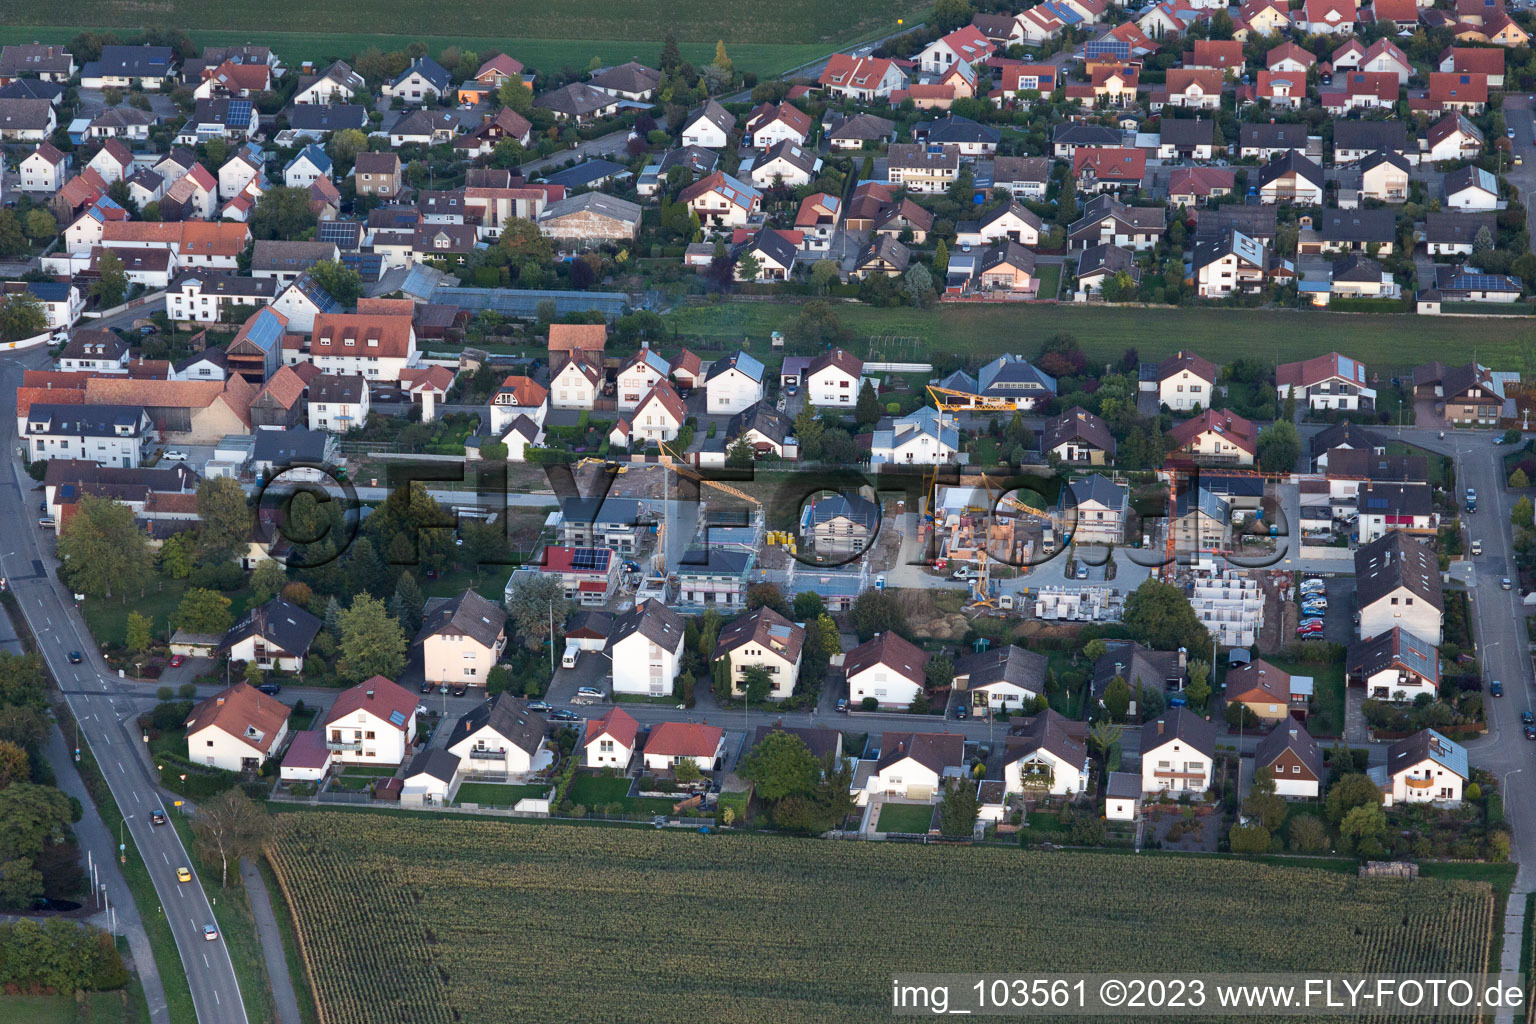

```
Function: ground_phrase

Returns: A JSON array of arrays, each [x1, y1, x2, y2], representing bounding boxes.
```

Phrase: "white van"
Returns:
[[561, 643, 580, 669]]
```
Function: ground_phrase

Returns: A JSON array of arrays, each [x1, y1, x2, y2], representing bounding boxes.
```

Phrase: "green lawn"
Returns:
[[454, 781, 549, 806], [665, 301, 1536, 376], [567, 772, 680, 814], [421, 565, 508, 605], [1387, 441, 1449, 487], [81, 580, 255, 649], [339, 765, 399, 777], [876, 802, 935, 834], [1270, 660, 1346, 739], [0, 992, 137, 1023], [1034, 264, 1062, 302]]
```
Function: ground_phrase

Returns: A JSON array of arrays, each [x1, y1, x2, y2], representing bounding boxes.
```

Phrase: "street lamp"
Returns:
[[118, 814, 131, 865]]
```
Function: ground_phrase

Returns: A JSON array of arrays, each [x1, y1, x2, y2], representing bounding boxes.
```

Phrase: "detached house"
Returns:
[[818, 54, 907, 101], [868, 732, 965, 802], [628, 381, 687, 444], [712, 606, 805, 700], [1073, 147, 1146, 192], [886, 144, 960, 194], [806, 348, 864, 407], [1255, 723, 1324, 798], [704, 351, 766, 415], [549, 356, 601, 410], [19, 143, 68, 193], [1157, 68, 1223, 110], [643, 722, 725, 774], [1380, 730, 1467, 807], [917, 26, 994, 74], [845, 632, 930, 709], [1257, 151, 1324, 205], [184, 682, 290, 773], [745, 102, 811, 150], [682, 100, 733, 149], [868, 406, 958, 465], [1068, 195, 1165, 250], [1356, 532, 1443, 643], [1155, 349, 1218, 412], [321, 677, 419, 767], [417, 589, 507, 685], [678, 171, 762, 229], [446, 694, 545, 776], [954, 644, 1047, 710], [1003, 710, 1089, 796], [1139, 709, 1215, 794], [1044, 407, 1115, 464], [607, 600, 686, 697], [584, 707, 639, 770], [384, 57, 451, 104], [220, 597, 322, 674], [1446, 166, 1498, 211], [310, 310, 417, 381], [1168, 409, 1258, 466], [1426, 112, 1484, 163], [1276, 352, 1375, 412], [1193, 229, 1271, 298], [1066, 474, 1129, 545], [1223, 658, 1299, 723], [1347, 627, 1441, 702]]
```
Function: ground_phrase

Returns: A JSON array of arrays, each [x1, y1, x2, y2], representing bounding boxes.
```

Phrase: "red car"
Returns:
[[169, 655, 185, 668]]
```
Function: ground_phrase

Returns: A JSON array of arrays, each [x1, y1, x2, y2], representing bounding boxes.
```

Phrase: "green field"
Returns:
[[0, 0, 925, 77], [267, 812, 1498, 1024], [666, 300, 1536, 376]]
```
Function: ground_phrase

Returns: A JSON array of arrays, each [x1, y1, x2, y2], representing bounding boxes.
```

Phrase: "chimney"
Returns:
[[1157, 719, 1166, 735], [366, 689, 375, 700], [216, 697, 225, 706]]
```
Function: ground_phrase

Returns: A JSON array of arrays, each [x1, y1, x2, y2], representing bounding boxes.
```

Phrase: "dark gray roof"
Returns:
[[1076, 243, 1138, 280], [1194, 204, 1278, 243], [657, 146, 719, 175], [1254, 722, 1322, 781], [220, 598, 322, 657], [1357, 480, 1433, 517], [391, 56, 451, 92], [957, 644, 1046, 694], [1159, 116, 1215, 146], [1346, 627, 1440, 685], [1053, 123, 1123, 147], [1005, 708, 1086, 767], [1332, 253, 1386, 283], [1069, 473, 1128, 512], [405, 747, 461, 784], [1334, 120, 1408, 153], [749, 724, 840, 761], [1319, 208, 1394, 244], [728, 402, 790, 446], [309, 373, 367, 404], [1360, 149, 1410, 175], [1140, 707, 1216, 758], [1424, 211, 1496, 245], [607, 600, 685, 652], [1043, 406, 1115, 454], [252, 426, 329, 464], [1310, 420, 1385, 458], [828, 112, 895, 141], [251, 240, 336, 275], [417, 589, 506, 648], [287, 104, 367, 132], [1258, 150, 1323, 190], [1240, 122, 1310, 150], [1093, 642, 1185, 699], [676, 547, 752, 575], [27, 404, 146, 437], [914, 114, 999, 145], [1386, 729, 1466, 780], [449, 693, 546, 757], [1355, 531, 1443, 611], [875, 731, 965, 774], [589, 61, 660, 94], [806, 492, 878, 529]]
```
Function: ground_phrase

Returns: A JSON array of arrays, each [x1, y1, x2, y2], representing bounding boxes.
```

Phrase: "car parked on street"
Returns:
[[1491, 681, 1505, 697], [526, 701, 553, 713], [551, 709, 582, 722]]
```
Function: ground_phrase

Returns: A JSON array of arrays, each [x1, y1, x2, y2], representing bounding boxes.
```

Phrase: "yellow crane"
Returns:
[[925, 384, 1024, 414]]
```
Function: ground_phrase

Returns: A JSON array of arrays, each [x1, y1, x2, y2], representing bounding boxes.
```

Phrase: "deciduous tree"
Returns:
[[173, 588, 233, 635], [196, 477, 253, 558], [337, 594, 407, 681], [504, 574, 568, 651], [737, 732, 820, 801], [57, 496, 152, 599], [191, 790, 270, 889]]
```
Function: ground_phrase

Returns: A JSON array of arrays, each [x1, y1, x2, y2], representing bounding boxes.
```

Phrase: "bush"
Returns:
[[860, 697, 879, 711], [1465, 782, 1482, 800]]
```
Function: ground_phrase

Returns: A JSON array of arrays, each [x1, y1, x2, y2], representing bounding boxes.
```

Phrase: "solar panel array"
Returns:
[[1085, 39, 1131, 60], [388, 709, 406, 726], [227, 99, 252, 127], [571, 548, 608, 571], [317, 220, 362, 249]]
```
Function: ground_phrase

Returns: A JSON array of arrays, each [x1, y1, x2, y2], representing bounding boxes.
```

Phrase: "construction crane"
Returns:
[[1157, 464, 1293, 580], [925, 384, 1024, 414], [665, 457, 762, 506]]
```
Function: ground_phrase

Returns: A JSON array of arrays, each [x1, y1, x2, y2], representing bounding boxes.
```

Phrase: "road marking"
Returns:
[[214, 991, 220, 1005], [177, 887, 183, 899], [115, 760, 123, 772], [161, 851, 168, 864], [203, 954, 210, 968], [131, 791, 139, 804]]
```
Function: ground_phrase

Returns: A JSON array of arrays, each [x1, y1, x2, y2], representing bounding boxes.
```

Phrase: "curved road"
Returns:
[[0, 349, 249, 1024]]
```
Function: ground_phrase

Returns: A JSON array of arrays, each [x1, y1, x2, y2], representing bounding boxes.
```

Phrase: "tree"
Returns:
[[793, 590, 825, 621], [173, 589, 233, 635], [1083, 638, 1108, 664], [725, 437, 755, 467], [0, 210, 26, 259], [328, 128, 368, 164], [903, 263, 933, 307], [0, 292, 46, 342], [1229, 823, 1271, 854], [1184, 660, 1211, 711], [1288, 813, 1329, 853], [659, 33, 681, 74], [249, 559, 288, 605], [673, 758, 704, 785], [1103, 675, 1131, 720], [57, 496, 153, 599], [1325, 773, 1382, 825], [849, 589, 905, 640], [854, 379, 882, 428], [306, 259, 363, 307], [157, 532, 195, 579], [735, 250, 761, 283], [809, 259, 839, 295], [739, 732, 820, 800], [196, 477, 252, 558], [792, 403, 825, 460], [741, 665, 774, 703], [1338, 803, 1387, 855], [1123, 579, 1211, 655], [1255, 419, 1302, 474], [933, 239, 950, 279], [498, 78, 533, 114], [1511, 469, 1530, 489], [0, 783, 72, 866], [1087, 721, 1122, 760], [90, 250, 127, 309], [1242, 768, 1288, 831], [0, 740, 28, 790], [22, 209, 55, 243], [938, 780, 978, 837], [504, 574, 568, 651], [337, 595, 407, 681], [934, 0, 976, 30], [479, 441, 509, 462], [388, 571, 426, 638], [249, 186, 317, 241], [124, 612, 152, 654], [925, 653, 955, 692], [711, 40, 733, 79], [191, 790, 270, 889], [1513, 496, 1534, 529]]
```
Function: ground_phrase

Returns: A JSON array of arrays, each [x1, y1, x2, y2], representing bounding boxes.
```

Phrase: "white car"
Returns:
[[162, 450, 188, 462]]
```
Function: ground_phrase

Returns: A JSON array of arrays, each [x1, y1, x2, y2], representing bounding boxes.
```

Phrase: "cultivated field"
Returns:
[[666, 300, 1536, 377], [267, 812, 1496, 1024], [0, 0, 925, 75]]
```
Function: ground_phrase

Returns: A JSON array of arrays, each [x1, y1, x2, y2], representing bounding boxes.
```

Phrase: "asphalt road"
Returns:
[[0, 352, 249, 1024]]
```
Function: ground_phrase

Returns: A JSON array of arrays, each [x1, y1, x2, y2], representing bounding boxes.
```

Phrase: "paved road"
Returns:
[[1500, 96, 1536, 255], [0, 352, 249, 1024], [240, 859, 300, 1024]]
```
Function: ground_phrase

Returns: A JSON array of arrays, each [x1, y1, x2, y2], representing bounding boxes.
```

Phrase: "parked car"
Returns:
[[1075, 565, 1090, 580], [835, 698, 848, 712], [1503, 578, 1514, 590], [451, 684, 468, 697], [257, 683, 280, 696], [168, 654, 185, 668], [37, 517, 55, 529], [1491, 680, 1505, 697], [1472, 540, 1483, 556], [526, 701, 553, 713], [419, 680, 434, 693], [950, 566, 976, 580], [550, 709, 581, 722], [953, 704, 968, 719], [161, 450, 188, 462]]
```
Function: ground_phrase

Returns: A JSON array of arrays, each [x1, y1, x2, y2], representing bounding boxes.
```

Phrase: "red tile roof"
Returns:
[[548, 323, 606, 354], [494, 374, 548, 407], [322, 676, 417, 733], [844, 632, 929, 687], [312, 312, 415, 360], [586, 707, 639, 749], [1430, 71, 1489, 104], [1073, 147, 1147, 181], [185, 681, 289, 754], [1168, 409, 1258, 455], [645, 721, 723, 759]]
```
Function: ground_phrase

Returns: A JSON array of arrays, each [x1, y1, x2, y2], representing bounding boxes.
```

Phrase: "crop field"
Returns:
[[0, 0, 925, 77], [267, 812, 1497, 1024], [666, 300, 1536, 378]]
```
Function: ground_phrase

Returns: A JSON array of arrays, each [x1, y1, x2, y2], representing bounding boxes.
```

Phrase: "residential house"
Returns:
[[1427, 112, 1485, 163], [868, 732, 964, 801], [81, 45, 175, 90], [58, 329, 129, 372], [682, 100, 733, 149], [1356, 532, 1443, 642], [418, 589, 507, 686], [1223, 658, 1298, 723], [1068, 195, 1165, 250], [310, 311, 418, 381], [818, 54, 908, 101], [991, 155, 1053, 200], [794, 192, 841, 251], [1002, 710, 1088, 796], [1193, 229, 1270, 298], [383, 57, 451, 104], [1168, 166, 1234, 206], [802, 492, 878, 557], [1304, 208, 1397, 256], [284, 144, 331, 190], [220, 597, 322, 674], [607, 600, 686, 697], [1255, 722, 1324, 798], [352, 153, 401, 198], [806, 348, 864, 407], [320, 676, 420, 766], [1358, 151, 1411, 205], [1168, 408, 1257, 466], [1440, 46, 1505, 88], [956, 202, 1043, 248], [1347, 627, 1441, 702], [712, 606, 805, 700], [1431, 264, 1522, 303], [18, 142, 68, 192], [549, 356, 601, 410], [845, 632, 930, 709], [1381, 730, 1467, 806], [24, 403, 150, 467], [538, 193, 643, 244], [589, 62, 660, 101], [826, 112, 896, 150], [1157, 68, 1223, 110], [1334, 121, 1409, 164], [1139, 708, 1216, 794], [918, 26, 994, 74], [488, 375, 548, 433], [1239, 122, 1311, 160], [1155, 349, 1218, 412], [628, 381, 686, 444], [1043, 406, 1115, 465], [584, 707, 639, 770], [1425, 211, 1496, 256], [1446, 165, 1499, 211], [184, 682, 290, 772], [0, 44, 75, 83], [1427, 72, 1488, 114], [868, 406, 958, 465], [748, 140, 820, 189], [704, 351, 766, 415], [0, 97, 55, 140], [306, 373, 368, 433], [1066, 473, 1129, 545], [1158, 117, 1216, 160], [727, 403, 794, 459], [643, 722, 724, 774], [1257, 151, 1324, 204], [292, 60, 365, 105], [955, 644, 1046, 711], [746, 102, 812, 150], [886, 144, 960, 194], [679, 171, 762, 229]]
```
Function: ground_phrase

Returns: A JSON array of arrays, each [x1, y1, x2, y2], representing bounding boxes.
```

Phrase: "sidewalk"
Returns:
[[44, 722, 170, 1024], [241, 860, 301, 1024]]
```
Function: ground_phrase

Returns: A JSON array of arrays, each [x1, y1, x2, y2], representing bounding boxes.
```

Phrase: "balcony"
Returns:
[[326, 739, 363, 752], [468, 748, 506, 761], [1404, 776, 1434, 790]]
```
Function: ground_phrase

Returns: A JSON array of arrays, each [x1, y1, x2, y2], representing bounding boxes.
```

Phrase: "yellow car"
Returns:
[[176, 867, 192, 883]]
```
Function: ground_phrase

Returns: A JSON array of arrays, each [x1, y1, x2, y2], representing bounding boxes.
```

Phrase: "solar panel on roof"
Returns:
[[1086, 39, 1130, 60], [227, 99, 252, 126], [388, 709, 406, 726], [317, 221, 362, 248]]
